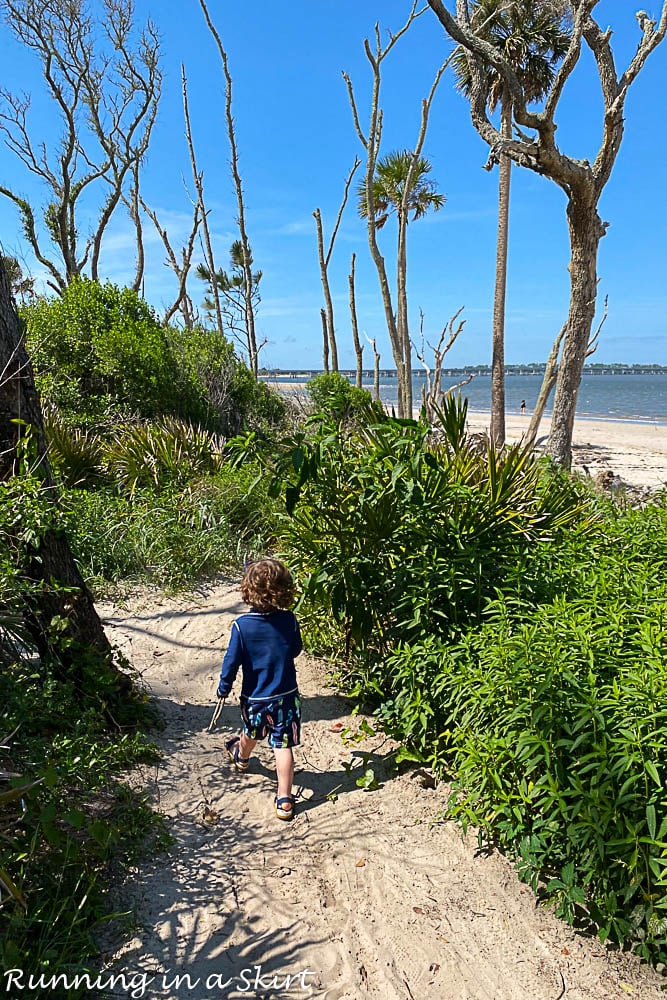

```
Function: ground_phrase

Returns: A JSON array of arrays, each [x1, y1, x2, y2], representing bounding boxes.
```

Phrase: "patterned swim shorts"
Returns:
[[240, 691, 301, 749]]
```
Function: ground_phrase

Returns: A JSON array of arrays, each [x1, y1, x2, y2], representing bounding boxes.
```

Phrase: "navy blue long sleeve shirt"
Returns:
[[217, 609, 302, 700]]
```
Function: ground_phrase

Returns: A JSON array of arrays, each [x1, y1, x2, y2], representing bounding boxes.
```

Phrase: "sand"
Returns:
[[466, 411, 667, 493], [99, 583, 666, 1000]]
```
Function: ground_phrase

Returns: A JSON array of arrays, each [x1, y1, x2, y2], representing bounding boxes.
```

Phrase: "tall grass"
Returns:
[[61, 462, 278, 591]]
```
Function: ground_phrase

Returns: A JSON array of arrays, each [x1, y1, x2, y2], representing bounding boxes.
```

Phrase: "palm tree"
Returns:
[[358, 150, 445, 416], [453, 0, 570, 446]]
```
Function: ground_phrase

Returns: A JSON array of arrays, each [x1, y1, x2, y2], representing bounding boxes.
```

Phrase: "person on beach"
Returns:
[[216, 558, 302, 821], [520, 399, 526, 415]]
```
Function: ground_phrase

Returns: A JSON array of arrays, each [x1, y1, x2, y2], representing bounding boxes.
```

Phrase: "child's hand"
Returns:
[[216, 685, 227, 700]]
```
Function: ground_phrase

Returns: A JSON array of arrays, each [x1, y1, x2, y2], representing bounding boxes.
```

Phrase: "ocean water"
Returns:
[[371, 372, 667, 424]]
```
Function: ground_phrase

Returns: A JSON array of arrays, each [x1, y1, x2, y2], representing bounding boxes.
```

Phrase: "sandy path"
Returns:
[[99, 582, 665, 1000]]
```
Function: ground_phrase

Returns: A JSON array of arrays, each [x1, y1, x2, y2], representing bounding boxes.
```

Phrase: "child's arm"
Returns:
[[292, 615, 303, 658], [217, 622, 243, 698]]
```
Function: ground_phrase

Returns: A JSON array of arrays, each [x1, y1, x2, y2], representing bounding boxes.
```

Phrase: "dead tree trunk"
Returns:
[[547, 197, 606, 465], [525, 323, 565, 446], [320, 309, 330, 373], [313, 159, 360, 374], [349, 253, 364, 388], [365, 334, 381, 402], [313, 209, 339, 372], [198, 0, 261, 375], [0, 260, 128, 693]]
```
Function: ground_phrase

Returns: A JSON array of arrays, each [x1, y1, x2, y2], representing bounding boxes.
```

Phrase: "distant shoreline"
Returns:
[[265, 380, 667, 428], [464, 407, 667, 429], [466, 410, 666, 492], [262, 366, 667, 379]]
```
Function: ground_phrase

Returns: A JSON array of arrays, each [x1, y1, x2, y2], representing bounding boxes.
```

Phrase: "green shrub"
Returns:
[[23, 279, 195, 423], [170, 324, 286, 433], [103, 417, 223, 492], [374, 585, 667, 961], [351, 493, 667, 961], [22, 282, 286, 435], [307, 371, 377, 421]]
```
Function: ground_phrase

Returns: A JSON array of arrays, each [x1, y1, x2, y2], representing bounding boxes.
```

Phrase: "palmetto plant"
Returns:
[[103, 417, 224, 492], [453, 0, 570, 447], [42, 409, 104, 488], [259, 394, 588, 654]]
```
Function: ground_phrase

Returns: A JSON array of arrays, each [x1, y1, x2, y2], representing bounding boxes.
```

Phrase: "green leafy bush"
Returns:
[[22, 282, 286, 434], [375, 582, 667, 961], [348, 492, 667, 961], [170, 324, 286, 433], [23, 279, 194, 423], [307, 371, 377, 421]]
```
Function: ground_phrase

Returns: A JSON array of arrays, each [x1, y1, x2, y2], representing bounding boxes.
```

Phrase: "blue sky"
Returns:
[[1, 0, 666, 369]]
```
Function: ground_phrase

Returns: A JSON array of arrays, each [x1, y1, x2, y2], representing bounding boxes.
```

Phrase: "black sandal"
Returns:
[[274, 795, 295, 821], [225, 736, 250, 772]]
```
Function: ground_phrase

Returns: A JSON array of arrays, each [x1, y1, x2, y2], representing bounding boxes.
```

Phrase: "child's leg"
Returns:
[[274, 747, 294, 801], [238, 733, 257, 759]]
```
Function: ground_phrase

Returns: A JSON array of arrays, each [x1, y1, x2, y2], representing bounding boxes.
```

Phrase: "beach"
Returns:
[[466, 410, 667, 492]]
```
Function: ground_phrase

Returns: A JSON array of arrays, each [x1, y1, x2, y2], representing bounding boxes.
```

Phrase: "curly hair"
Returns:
[[241, 558, 295, 611]]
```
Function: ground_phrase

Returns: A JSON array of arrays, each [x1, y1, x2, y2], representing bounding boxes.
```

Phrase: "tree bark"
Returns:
[[0, 260, 128, 693], [320, 308, 330, 373], [313, 208, 338, 372], [546, 196, 605, 468], [490, 94, 512, 448], [396, 208, 412, 416], [348, 253, 364, 388]]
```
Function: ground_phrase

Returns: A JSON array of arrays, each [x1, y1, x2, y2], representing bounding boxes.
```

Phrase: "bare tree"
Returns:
[[0, 0, 161, 292], [349, 253, 364, 388], [0, 256, 129, 694], [365, 332, 382, 402], [197, 0, 262, 376], [414, 306, 466, 421], [313, 158, 361, 373], [181, 63, 223, 337], [140, 193, 201, 328], [425, 0, 667, 467], [344, 7, 449, 417]]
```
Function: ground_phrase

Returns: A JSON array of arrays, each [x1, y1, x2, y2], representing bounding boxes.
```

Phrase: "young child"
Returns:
[[217, 558, 302, 821]]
